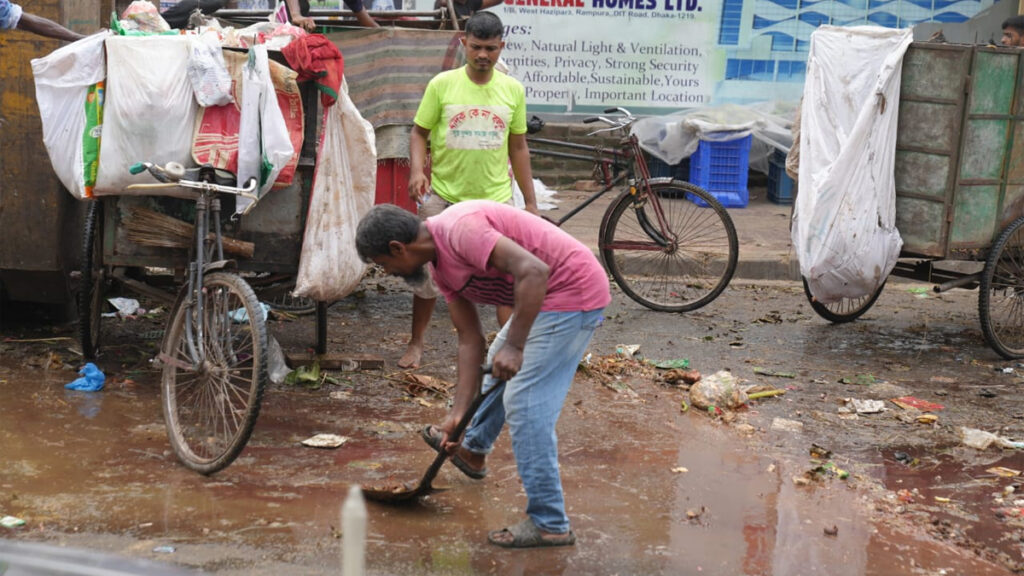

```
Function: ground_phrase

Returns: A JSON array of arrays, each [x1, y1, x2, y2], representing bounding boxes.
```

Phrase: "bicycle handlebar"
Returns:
[[126, 161, 258, 200]]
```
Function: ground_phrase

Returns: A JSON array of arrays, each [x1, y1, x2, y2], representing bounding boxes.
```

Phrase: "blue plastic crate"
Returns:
[[646, 156, 690, 180], [767, 151, 795, 205], [688, 135, 752, 208]]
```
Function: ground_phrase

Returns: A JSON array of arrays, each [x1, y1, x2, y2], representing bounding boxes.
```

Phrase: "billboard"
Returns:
[[418, 0, 999, 113]]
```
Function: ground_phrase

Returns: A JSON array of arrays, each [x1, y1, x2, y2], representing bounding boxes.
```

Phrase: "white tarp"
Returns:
[[791, 25, 912, 304]]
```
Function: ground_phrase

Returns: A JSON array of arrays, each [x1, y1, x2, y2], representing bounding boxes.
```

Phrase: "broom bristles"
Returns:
[[123, 206, 255, 259]]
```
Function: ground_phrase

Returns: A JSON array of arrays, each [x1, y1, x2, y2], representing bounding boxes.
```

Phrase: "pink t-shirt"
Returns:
[[425, 201, 611, 312]]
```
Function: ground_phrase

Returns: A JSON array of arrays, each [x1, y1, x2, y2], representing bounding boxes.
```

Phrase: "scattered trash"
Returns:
[[284, 361, 338, 390], [690, 371, 747, 411], [615, 344, 641, 358], [792, 475, 811, 486], [267, 336, 290, 385], [810, 461, 849, 480], [986, 466, 1022, 477], [685, 507, 705, 521], [679, 398, 689, 413], [893, 451, 910, 463], [960, 427, 1024, 450], [997, 366, 1015, 374], [0, 516, 25, 528], [752, 367, 797, 379], [771, 418, 804, 433], [747, 388, 786, 401], [301, 433, 350, 449], [652, 358, 690, 370], [65, 362, 105, 392], [934, 496, 951, 503], [890, 396, 944, 412], [402, 373, 453, 399], [663, 368, 701, 386], [908, 286, 930, 298], [152, 545, 176, 554], [104, 297, 140, 318], [839, 374, 876, 386], [978, 389, 998, 398], [917, 414, 939, 425], [823, 525, 839, 537], [809, 444, 832, 459], [850, 398, 886, 414], [228, 302, 271, 323], [671, 467, 689, 474]]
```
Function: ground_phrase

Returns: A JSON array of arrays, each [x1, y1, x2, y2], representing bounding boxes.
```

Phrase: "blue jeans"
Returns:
[[462, 308, 605, 534]]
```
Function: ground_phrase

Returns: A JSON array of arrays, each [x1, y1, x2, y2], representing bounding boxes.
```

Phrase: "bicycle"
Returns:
[[528, 108, 739, 312], [125, 161, 269, 474]]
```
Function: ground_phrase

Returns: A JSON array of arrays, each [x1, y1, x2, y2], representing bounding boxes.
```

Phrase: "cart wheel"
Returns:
[[979, 216, 1024, 359], [78, 200, 107, 360], [803, 277, 884, 323], [161, 272, 268, 474]]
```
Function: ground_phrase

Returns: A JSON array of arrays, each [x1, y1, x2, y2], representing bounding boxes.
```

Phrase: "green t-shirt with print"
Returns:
[[413, 66, 527, 204]]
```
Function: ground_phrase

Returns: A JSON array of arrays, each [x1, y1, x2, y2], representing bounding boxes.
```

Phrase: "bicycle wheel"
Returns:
[[980, 216, 1024, 359], [78, 200, 106, 360], [599, 181, 738, 312], [802, 277, 883, 323], [161, 271, 268, 474]]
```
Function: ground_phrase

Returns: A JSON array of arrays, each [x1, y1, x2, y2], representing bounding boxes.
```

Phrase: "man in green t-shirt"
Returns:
[[399, 11, 538, 369]]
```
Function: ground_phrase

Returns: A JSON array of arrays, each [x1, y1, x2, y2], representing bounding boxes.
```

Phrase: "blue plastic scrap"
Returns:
[[65, 362, 106, 392]]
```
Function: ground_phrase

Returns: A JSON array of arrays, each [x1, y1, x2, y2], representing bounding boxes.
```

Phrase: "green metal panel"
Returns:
[[947, 48, 1022, 251], [951, 184, 1001, 245], [959, 119, 1011, 181], [895, 43, 971, 257], [895, 196, 946, 254], [894, 151, 949, 198], [896, 101, 960, 151]]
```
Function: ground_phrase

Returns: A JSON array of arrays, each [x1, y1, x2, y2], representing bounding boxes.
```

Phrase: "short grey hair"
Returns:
[[355, 204, 421, 262]]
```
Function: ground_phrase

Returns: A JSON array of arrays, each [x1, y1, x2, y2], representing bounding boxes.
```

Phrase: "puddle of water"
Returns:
[[872, 446, 1024, 570], [0, 361, 1016, 575]]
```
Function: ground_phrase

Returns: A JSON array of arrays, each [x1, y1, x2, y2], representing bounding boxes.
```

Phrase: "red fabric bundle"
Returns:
[[282, 34, 345, 108]]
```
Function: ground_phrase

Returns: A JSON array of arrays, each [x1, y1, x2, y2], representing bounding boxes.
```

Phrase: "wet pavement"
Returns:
[[3, 276, 1024, 575]]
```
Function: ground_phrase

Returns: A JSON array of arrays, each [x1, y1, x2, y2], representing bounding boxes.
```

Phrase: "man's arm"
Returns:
[[16, 12, 83, 42], [409, 124, 431, 205], [509, 133, 539, 215], [487, 236, 548, 381], [350, 7, 379, 27], [284, 0, 316, 31]]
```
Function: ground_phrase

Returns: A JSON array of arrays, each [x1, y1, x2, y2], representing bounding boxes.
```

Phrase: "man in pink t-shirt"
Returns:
[[356, 201, 609, 549]]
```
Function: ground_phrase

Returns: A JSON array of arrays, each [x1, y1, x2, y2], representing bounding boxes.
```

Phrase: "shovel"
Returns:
[[363, 381, 496, 504]]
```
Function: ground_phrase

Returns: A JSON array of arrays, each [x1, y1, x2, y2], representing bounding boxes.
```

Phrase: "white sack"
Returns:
[[31, 32, 110, 200], [293, 80, 376, 301], [791, 26, 911, 304], [94, 36, 197, 195], [236, 45, 294, 215]]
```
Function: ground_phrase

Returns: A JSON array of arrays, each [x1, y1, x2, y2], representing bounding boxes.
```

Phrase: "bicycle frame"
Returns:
[[528, 131, 676, 250]]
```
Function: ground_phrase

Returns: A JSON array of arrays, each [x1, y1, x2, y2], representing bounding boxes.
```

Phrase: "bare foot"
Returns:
[[398, 343, 422, 369]]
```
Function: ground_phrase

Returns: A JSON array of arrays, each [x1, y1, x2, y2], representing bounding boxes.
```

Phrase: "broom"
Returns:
[[122, 205, 255, 259]]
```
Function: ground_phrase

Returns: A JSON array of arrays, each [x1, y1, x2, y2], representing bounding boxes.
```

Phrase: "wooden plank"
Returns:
[[284, 351, 386, 371]]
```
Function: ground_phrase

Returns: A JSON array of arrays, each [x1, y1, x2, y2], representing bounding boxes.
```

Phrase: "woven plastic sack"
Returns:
[[294, 80, 376, 301]]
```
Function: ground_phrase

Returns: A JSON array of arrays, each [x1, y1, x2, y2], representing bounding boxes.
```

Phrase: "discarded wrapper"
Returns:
[[301, 433, 350, 449]]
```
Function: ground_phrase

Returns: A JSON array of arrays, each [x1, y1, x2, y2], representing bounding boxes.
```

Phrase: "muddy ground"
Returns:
[[2, 276, 1024, 575]]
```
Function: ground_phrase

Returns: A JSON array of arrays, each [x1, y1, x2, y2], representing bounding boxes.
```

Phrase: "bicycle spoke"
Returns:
[[601, 185, 737, 312]]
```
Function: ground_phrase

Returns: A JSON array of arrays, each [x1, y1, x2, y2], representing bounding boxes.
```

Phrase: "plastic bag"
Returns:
[[31, 32, 110, 200], [293, 79, 376, 301], [94, 35, 198, 195], [791, 26, 911, 304], [65, 363, 106, 392], [121, 0, 171, 33], [236, 45, 295, 214], [187, 33, 233, 107], [192, 49, 303, 191], [689, 370, 747, 411]]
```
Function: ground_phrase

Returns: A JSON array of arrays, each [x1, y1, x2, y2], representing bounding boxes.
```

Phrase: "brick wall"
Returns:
[[528, 123, 623, 187]]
